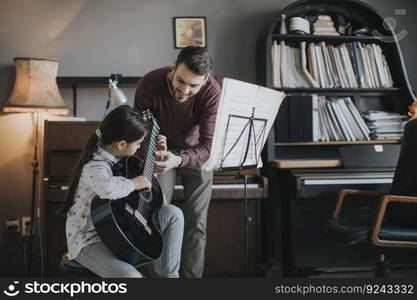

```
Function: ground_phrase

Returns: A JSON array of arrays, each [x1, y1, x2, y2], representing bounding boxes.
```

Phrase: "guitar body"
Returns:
[[91, 155, 164, 266]]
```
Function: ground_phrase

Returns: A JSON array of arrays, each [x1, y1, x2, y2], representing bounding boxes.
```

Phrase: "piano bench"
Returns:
[[60, 253, 98, 278]]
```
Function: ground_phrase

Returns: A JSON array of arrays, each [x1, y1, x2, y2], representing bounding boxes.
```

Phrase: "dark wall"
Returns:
[[0, 0, 416, 119]]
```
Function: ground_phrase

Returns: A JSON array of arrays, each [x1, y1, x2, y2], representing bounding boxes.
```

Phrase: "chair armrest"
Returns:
[[333, 189, 384, 219], [371, 195, 417, 248]]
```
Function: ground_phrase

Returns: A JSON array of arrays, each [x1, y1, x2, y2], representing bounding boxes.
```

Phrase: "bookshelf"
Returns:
[[258, 0, 416, 162], [275, 140, 399, 146], [259, 1, 417, 277], [258, 0, 416, 277], [271, 33, 384, 43], [274, 87, 400, 94]]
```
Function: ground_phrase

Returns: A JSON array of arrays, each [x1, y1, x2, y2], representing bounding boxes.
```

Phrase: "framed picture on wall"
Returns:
[[173, 17, 207, 48]]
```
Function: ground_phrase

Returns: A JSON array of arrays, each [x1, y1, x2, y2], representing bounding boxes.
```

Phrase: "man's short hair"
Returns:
[[175, 46, 213, 76]]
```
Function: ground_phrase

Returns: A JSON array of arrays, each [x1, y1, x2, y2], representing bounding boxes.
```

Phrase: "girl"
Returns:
[[60, 105, 184, 278]]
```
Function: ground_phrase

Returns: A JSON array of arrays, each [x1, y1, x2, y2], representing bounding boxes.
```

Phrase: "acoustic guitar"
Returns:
[[91, 109, 164, 266]]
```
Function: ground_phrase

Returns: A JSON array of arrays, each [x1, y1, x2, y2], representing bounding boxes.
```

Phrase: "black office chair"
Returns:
[[319, 119, 417, 277]]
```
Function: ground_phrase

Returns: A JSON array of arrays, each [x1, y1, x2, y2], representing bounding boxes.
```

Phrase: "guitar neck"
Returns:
[[143, 122, 159, 181]]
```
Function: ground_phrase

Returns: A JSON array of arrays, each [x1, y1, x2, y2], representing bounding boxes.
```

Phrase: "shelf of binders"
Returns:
[[275, 140, 400, 146], [274, 87, 401, 94], [259, 1, 415, 163], [271, 34, 383, 44]]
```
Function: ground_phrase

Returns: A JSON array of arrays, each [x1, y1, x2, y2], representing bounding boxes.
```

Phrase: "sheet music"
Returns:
[[202, 78, 285, 171]]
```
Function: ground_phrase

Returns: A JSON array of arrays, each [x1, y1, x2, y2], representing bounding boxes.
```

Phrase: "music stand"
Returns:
[[218, 107, 267, 277]]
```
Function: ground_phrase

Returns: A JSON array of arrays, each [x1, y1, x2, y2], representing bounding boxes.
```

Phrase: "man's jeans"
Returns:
[[157, 162, 213, 278]]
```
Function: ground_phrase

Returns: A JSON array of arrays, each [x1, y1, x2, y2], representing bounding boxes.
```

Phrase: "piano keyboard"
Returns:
[[299, 171, 394, 186], [58, 183, 261, 191], [304, 178, 393, 185], [173, 182, 265, 200], [175, 184, 260, 189], [291, 170, 394, 198]]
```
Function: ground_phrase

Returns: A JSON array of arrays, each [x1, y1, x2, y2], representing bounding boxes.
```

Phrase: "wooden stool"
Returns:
[[60, 253, 98, 277]]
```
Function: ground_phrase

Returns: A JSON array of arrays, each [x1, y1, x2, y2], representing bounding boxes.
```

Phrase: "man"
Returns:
[[134, 46, 220, 277]]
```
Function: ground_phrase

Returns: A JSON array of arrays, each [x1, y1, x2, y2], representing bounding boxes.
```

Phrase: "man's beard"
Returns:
[[170, 75, 191, 101]]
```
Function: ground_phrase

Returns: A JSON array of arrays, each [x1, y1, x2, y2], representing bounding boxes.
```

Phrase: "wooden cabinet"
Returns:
[[44, 121, 99, 277]]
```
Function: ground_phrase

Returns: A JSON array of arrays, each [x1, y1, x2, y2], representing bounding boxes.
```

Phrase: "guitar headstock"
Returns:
[[142, 109, 154, 122]]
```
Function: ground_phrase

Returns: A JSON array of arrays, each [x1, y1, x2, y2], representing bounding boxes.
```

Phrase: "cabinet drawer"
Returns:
[[47, 151, 80, 177], [45, 122, 99, 150]]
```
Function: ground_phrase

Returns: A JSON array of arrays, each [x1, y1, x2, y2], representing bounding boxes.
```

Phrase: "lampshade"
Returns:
[[109, 79, 128, 107], [3, 57, 68, 115], [104, 78, 129, 116]]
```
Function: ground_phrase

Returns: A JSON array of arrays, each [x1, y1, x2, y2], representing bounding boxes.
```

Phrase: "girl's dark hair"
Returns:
[[59, 105, 146, 215]]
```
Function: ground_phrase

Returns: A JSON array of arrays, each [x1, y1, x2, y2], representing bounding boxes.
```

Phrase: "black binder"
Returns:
[[339, 144, 401, 168], [288, 95, 314, 142]]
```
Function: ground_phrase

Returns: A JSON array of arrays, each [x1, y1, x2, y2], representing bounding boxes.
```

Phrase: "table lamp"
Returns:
[[3, 57, 68, 276]]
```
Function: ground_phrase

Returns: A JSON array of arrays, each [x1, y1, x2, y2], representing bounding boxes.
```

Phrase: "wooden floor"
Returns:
[[309, 265, 417, 278], [309, 267, 417, 279], [262, 264, 417, 278]]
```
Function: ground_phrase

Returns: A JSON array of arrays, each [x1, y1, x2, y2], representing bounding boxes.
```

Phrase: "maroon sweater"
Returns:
[[134, 67, 220, 167]]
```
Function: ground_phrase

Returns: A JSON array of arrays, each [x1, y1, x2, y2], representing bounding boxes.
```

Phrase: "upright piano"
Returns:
[[268, 145, 400, 277]]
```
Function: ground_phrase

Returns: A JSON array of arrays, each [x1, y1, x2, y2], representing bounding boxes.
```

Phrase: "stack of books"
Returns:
[[287, 95, 371, 142], [272, 41, 394, 89], [316, 96, 370, 141], [288, 17, 310, 35], [312, 15, 339, 36], [363, 111, 407, 140]]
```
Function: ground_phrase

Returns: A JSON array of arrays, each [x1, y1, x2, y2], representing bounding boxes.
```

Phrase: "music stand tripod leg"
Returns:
[[243, 173, 252, 277]]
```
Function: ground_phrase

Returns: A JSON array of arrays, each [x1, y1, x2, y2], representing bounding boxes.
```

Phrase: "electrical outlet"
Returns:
[[6, 219, 20, 233], [21, 217, 32, 236]]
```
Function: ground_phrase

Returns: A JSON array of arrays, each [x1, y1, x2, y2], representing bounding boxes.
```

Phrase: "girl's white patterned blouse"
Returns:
[[66, 147, 135, 260]]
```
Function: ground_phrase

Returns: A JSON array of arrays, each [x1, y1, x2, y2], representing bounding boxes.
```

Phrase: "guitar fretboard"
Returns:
[[143, 120, 160, 182]]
